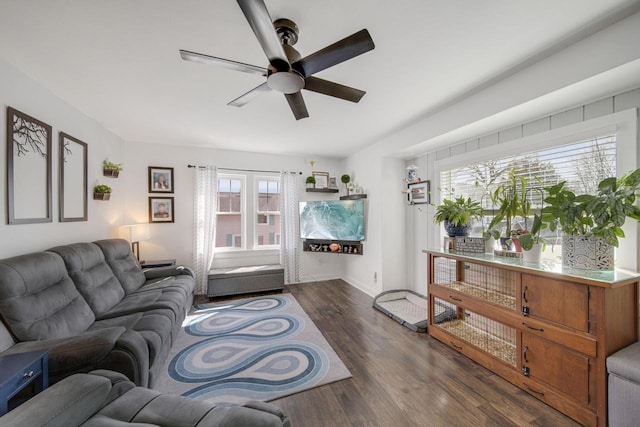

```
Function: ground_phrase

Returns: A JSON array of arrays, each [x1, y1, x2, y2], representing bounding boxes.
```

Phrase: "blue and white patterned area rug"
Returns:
[[154, 294, 352, 405]]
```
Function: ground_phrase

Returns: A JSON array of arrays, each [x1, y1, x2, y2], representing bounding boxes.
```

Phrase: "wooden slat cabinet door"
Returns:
[[521, 274, 589, 332], [521, 332, 591, 405]]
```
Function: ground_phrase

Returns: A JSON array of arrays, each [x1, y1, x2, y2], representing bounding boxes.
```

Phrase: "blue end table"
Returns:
[[0, 349, 49, 415]]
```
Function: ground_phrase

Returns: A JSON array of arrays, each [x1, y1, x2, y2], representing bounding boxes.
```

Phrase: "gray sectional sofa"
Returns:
[[0, 370, 290, 427], [0, 239, 195, 388]]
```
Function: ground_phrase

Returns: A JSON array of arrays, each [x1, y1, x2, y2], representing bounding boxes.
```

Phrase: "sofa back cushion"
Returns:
[[48, 243, 125, 316], [0, 252, 95, 341], [94, 239, 145, 294]]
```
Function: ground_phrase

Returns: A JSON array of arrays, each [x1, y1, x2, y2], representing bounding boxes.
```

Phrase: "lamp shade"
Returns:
[[119, 224, 151, 243]]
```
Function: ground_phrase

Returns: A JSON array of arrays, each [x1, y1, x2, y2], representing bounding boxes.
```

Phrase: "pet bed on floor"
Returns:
[[373, 290, 456, 332]]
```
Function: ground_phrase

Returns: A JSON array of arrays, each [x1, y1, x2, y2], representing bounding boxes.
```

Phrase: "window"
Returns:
[[256, 179, 281, 247], [439, 135, 617, 244], [216, 176, 244, 249]]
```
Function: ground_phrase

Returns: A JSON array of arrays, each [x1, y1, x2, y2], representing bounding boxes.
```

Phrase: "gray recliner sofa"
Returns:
[[0, 370, 290, 427], [0, 239, 195, 388]]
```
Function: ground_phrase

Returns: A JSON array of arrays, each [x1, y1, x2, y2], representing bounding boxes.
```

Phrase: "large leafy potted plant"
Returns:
[[488, 169, 527, 250], [519, 214, 546, 263], [542, 169, 640, 270], [434, 196, 483, 237]]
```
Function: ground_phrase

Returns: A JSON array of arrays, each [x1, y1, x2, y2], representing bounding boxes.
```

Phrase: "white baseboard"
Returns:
[[340, 275, 379, 298], [297, 272, 340, 283]]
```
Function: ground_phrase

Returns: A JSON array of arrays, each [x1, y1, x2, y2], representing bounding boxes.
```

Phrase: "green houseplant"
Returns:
[[341, 174, 351, 195], [488, 169, 527, 249], [93, 184, 112, 201], [434, 196, 483, 237], [518, 214, 546, 263], [305, 176, 316, 189], [542, 168, 640, 269], [103, 159, 123, 178]]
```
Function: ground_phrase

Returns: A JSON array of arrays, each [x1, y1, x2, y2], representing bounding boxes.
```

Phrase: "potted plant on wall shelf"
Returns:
[[542, 169, 640, 270], [305, 176, 316, 189], [434, 196, 483, 237], [488, 169, 527, 251], [103, 159, 123, 178], [341, 174, 351, 195], [93, 184, 112, 201]]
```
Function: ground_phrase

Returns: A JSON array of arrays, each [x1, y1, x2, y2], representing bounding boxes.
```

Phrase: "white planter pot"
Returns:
[[484, 237, 496, 253], [522, 243, 542, 263], [562, 235, 614, 270]]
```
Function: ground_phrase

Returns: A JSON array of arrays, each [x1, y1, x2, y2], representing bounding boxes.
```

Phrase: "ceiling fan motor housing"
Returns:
[[267, 19, 305, 94]]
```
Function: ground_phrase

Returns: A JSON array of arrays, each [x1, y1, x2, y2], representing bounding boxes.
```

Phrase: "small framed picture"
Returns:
[[312, 171, 329, 189], [329, 177, 338, 188], [408, 181, 430, 205], [149, 197, 174, 223], [148, 166, 174, 193]]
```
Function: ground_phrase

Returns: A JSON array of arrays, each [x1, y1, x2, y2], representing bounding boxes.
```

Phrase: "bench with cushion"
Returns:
[[607, 341, 640, 427], [0, 239, 194, 388], [208, 264, 284, 298]]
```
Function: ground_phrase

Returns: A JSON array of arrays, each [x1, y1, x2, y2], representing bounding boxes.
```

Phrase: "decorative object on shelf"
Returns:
[[433, 195, 482, 236], [102, 159, 123, 178], [405, 164, 421, 184], [341, 174, 351, 195], [329, 177, 338, 189], [407, 180, 430, 205], [303, 240, 363, 255], [542, 169, 640, 270], [312, 171, 329, 189], [453, 236, 485, 253], [148, 166, 174, 193], [93, 184, 112, 200], [119, 224, 151, 262], [305, 175, 316, 189], [59, 133, 88, 222], [488, 169, 527, 251], [6, 107, 52, 225], [149, 197, 174, 223]]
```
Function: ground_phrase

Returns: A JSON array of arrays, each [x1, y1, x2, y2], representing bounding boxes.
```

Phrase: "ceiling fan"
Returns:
[[179, 0, 375, 120]]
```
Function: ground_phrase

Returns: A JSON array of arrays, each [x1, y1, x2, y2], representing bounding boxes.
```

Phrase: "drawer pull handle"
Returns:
[[450, 341, 463, 350], [522, 285, 529, 303], [523, 382, 545, 396], [522, 322, 544, 332], [449, 295, 462, 302], [523, 346, 529, 363], [22, 371, 34, 378]]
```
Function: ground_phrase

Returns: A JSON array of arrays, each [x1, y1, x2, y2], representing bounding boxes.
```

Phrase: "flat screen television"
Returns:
[[299, 199, 365, 241]]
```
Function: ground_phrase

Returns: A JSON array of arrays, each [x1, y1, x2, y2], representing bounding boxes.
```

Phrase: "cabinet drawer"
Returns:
[[522, 274, 589, 332], [1, 357, 43, 399], [521, 333, 590, 405]]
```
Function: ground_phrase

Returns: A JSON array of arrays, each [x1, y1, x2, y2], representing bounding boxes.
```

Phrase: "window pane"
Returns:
[[256, 179, 281, 246], [216, 214, 242, 248], [256, 214, 280, 246], [216, 176, 243, 248]]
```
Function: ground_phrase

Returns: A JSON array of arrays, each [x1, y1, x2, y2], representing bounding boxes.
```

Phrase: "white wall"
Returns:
[[122, 141, 344, 283], [0, 57, 125, 258]]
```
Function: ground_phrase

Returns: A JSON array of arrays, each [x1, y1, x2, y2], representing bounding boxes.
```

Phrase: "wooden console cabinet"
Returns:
[[425, 250, 639, 426]]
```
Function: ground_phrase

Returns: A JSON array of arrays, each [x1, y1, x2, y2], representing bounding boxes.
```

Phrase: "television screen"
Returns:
[[299, 200, 365, 241]]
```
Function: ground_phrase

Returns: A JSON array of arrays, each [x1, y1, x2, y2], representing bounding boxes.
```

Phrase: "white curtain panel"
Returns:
[[192, 166, 217, 294], [280, 172, 300, 284]]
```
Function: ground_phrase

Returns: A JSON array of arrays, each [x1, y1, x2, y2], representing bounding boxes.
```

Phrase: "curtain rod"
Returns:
[[187, 165, 302, 175]]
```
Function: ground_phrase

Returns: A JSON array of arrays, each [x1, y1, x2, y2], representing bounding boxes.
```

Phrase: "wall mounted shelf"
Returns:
[[340, 194, 367, 200], [303, 240, 363, 255], [306, 188, 339, 193]]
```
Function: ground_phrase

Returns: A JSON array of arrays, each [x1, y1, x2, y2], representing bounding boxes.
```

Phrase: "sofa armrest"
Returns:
[[0, 373, 112, 427], [144, 265, 194, 280]]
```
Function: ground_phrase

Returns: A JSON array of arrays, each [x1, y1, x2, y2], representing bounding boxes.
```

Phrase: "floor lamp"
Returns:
[[119, 224, 151, 262]]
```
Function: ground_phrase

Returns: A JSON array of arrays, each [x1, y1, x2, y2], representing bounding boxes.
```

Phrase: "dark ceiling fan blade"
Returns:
[[228, 82, 272, 107], [304, 76, 366, 103], [179, 50, 267, 76], [285, 92, 309, 120], [292, 29, 375, 77], [237, 0, 289, 70]]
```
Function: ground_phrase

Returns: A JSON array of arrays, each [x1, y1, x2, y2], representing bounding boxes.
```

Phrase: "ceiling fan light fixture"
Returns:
[[267, 70, 305, 94]]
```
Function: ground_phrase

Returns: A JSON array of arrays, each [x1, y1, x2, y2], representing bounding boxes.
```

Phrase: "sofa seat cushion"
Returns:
[[95, 288, 185, 323], [94, 239, 146, 294], [0, 252, 95, 341], [48, 243, 126, 316]]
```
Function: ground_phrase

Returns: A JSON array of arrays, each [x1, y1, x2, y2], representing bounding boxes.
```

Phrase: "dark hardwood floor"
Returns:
[[197, 280, 580, 427]]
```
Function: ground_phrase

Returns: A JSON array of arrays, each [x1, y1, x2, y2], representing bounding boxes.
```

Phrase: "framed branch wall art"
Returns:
[[6, 107, 53, 224], [59, 132, 88, 222]]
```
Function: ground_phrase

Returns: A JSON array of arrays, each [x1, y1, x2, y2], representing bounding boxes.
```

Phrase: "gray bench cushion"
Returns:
[[208, 264, 284, 298], [607, 341, 640, 383], [49, 243, 125, 317], [0, 252, 95, 341], [210, 264, 284, 279]]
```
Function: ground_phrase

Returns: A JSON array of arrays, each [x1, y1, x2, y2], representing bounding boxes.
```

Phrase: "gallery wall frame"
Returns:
[[149, 196, 175, 223], [59, 132, 88, 222], [148, 166, 174, 193], [6, 107, 53, 224], [407, 180, 430, 205]]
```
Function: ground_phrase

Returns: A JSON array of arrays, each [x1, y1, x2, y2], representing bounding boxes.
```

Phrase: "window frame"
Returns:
[[215, 174, 246, 252], [254, 175, 281, 250]]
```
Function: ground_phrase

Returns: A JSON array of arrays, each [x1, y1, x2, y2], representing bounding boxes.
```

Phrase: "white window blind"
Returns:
[[440, 135, 617, 212]]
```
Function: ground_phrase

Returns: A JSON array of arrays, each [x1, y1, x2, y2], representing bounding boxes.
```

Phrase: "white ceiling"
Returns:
[[0, 0, 635, 157]]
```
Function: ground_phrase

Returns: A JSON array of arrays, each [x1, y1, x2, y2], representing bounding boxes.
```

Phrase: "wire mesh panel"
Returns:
[[432, 256, 517, 310], [433, 297, 517, 367]]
